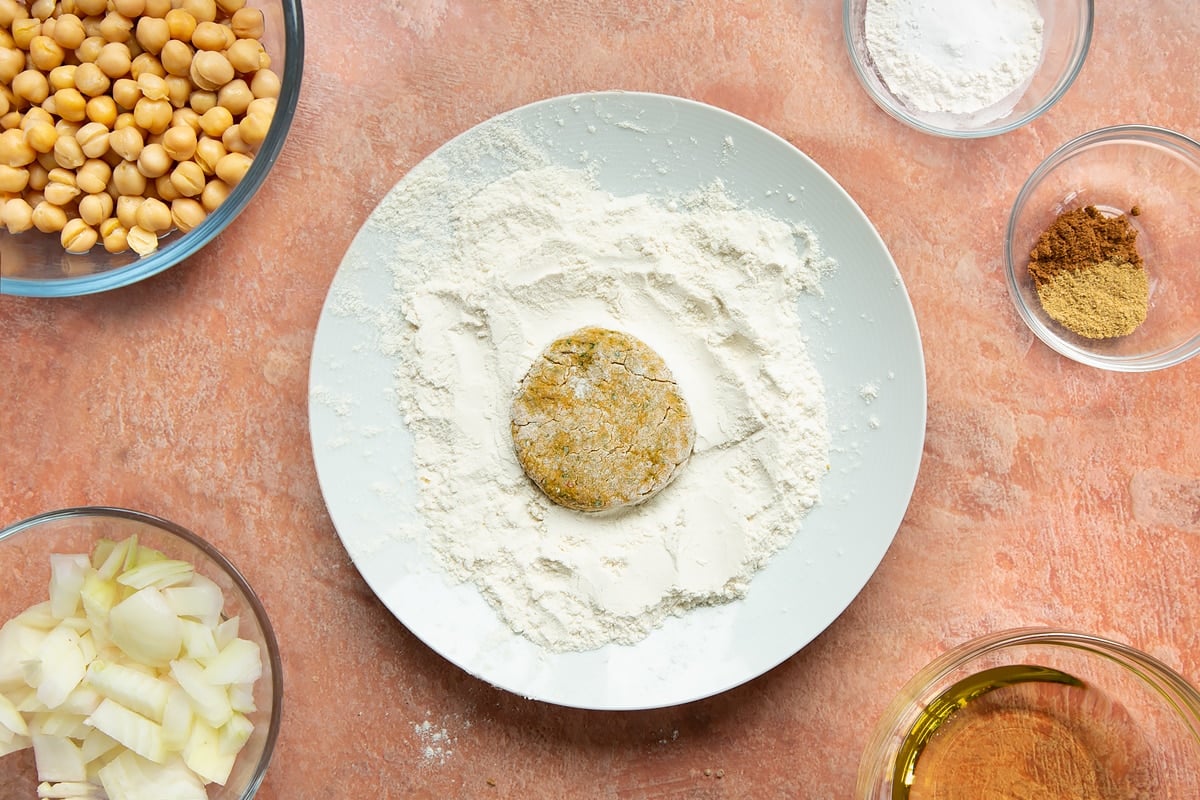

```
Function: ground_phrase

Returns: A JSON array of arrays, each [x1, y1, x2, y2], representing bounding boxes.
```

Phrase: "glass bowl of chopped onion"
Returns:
[[857, 628, 1200, 799], [1005, 125, 1200, 371], [843, 0, 1093, 138], [0, 0, 303, 297], [0, 506, 282, 799]]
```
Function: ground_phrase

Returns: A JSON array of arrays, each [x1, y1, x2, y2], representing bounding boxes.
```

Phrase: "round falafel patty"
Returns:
[[510, 327, 696, 512]]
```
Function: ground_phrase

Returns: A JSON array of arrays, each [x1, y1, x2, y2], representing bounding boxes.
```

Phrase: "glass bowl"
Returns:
[[0, 506, 282, 798], [843, 0, 1093, 138], [858, 628, 1200, 799], [0, 0, 304, 297], [1005, 125, 1200, 371]]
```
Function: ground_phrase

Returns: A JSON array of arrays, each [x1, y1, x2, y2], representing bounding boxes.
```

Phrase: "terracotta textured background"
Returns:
[[3, 2, 1199, 797]]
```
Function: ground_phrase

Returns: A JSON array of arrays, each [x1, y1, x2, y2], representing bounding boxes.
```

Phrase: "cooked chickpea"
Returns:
[[137, 72, 170, 102], [2, 196, 34, 233], [48, 65, 78, 93], [161, 124, 196, 160], [199, 175, 228, 211], [11, 19, 41, 51], [216, 78, 252, 116], [31, 199, 68, 233], [24, 120, 59, 154], [150, 172, 177, 201], [126, 224, 158, 255], [54, 136, 86, 170], [170, 107, 201, 133], [193, 135, 224, 174], [86, 95, 118, 127], [103, 222, 129, 253], [214, 150, 250, 186], [61, 217, 99, 252], [78, 190, 114, 225], [0, 127, 35, 166], [198, 104, 233, 137], [99, 12, 135, 45], [220, 122, 251, 155], [75, 36, 105, 64], [96, 43, 133, 80], [75, 0, 109, 16], [216, 0, 247, 12], [225, 38, 266, 74], [250, 69, 281, 100], [134, 15, 169, 54], [111, 78, 141, 110], [133, 96, 171, 133], [237, 111, 269, 147], [135, 141, 170, 177], [52, 14, 87, 50], [115, 194, 142, 228], [108, 125, 143, 160], [160, 39, 192, 77], [130, 53, 166, 80], [190, 51, 233, 92], [29, 35, 65, 72], [54, 88, 88, 122], [230, 7, 264, 39], [73, 62, 110, 98], [76, 121, 110, 158], [0, 90, 8, 118], [0, 110, 19, 131], [167, 159, 204, 197], [29, 0, 55, 21], [164, 9, 197, 43], [142, 0, 172, 18], [0, 162, 27, 192], [182, 0, 218, 23], [112, 159, 146, 194], [0, 47, 23, 85], [76, 158, 111, 193], [170, 196, 205, 232], [114, 0, 148, 18], [13, 69, 51, 105], [190, 20, 225, 52], [43, 178, 80, 206], [25, 160, 48, 191], [165, 74, 191, 108], [188, 90, 217, 114]]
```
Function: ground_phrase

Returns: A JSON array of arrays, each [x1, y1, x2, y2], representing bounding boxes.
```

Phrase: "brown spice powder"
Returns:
[[1028, 206, 1143, 287]]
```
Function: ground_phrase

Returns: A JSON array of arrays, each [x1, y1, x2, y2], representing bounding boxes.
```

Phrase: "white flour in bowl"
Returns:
[[368, 128, 832, 653], [865, 0, 1045, 117]]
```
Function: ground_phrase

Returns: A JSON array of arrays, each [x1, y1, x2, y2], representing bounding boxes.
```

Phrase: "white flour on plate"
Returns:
[[367, 126, 832, 652], [865, 0, 1044, 117]]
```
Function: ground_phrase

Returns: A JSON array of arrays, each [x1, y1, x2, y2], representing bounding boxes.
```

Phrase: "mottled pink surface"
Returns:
[[3, 2, 1199, 798]]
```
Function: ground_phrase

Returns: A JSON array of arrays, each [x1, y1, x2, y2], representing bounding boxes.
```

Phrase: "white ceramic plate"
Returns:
[[308, 91, 926, 710]]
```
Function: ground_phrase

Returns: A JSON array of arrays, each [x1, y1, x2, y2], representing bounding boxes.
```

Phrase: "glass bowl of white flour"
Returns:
[[843, 0, 1093, 137]]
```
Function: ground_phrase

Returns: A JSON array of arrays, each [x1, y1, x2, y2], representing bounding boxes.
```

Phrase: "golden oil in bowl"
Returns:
[[859, 630, 1200, 800]]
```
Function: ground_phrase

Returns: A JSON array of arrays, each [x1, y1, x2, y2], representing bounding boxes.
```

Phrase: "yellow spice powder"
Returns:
[[1035, 257, 1149, 339]]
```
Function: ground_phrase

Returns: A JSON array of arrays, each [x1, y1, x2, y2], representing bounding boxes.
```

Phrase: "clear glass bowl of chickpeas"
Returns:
[[0, 0, 303, 297]]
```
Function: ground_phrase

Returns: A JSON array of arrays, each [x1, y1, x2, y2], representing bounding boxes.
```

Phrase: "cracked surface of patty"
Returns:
[[511, 327, 696, 512]]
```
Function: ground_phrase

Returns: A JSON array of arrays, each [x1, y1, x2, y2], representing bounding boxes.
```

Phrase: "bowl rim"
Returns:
[[0, 0, 306, 299], [841, 0, 1095, 139], [0, 505, 284, 799], [857, 626, 1200, 798], [1003, 123, 1200, 371]]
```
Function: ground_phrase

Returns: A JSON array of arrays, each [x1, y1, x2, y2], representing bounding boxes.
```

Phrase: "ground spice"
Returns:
[[1027, 205, 1148, 339], [1036, 257, 1149, 339]]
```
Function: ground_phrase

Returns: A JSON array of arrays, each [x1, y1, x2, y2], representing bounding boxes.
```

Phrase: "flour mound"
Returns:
[[376, 134, 831, 652]]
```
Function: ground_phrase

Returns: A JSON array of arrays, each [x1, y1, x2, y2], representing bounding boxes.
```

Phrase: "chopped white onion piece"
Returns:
[[108, 587, 183, 668]]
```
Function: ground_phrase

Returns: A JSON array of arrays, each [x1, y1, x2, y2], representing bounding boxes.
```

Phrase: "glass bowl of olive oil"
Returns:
[[857, 628, 1200, 799]]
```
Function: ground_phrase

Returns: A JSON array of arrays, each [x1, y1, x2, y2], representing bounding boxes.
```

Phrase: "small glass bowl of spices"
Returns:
[[857, 628, 1200, 799], [1005, 125, 1200, 371], [843, 0, 1093, 138]]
